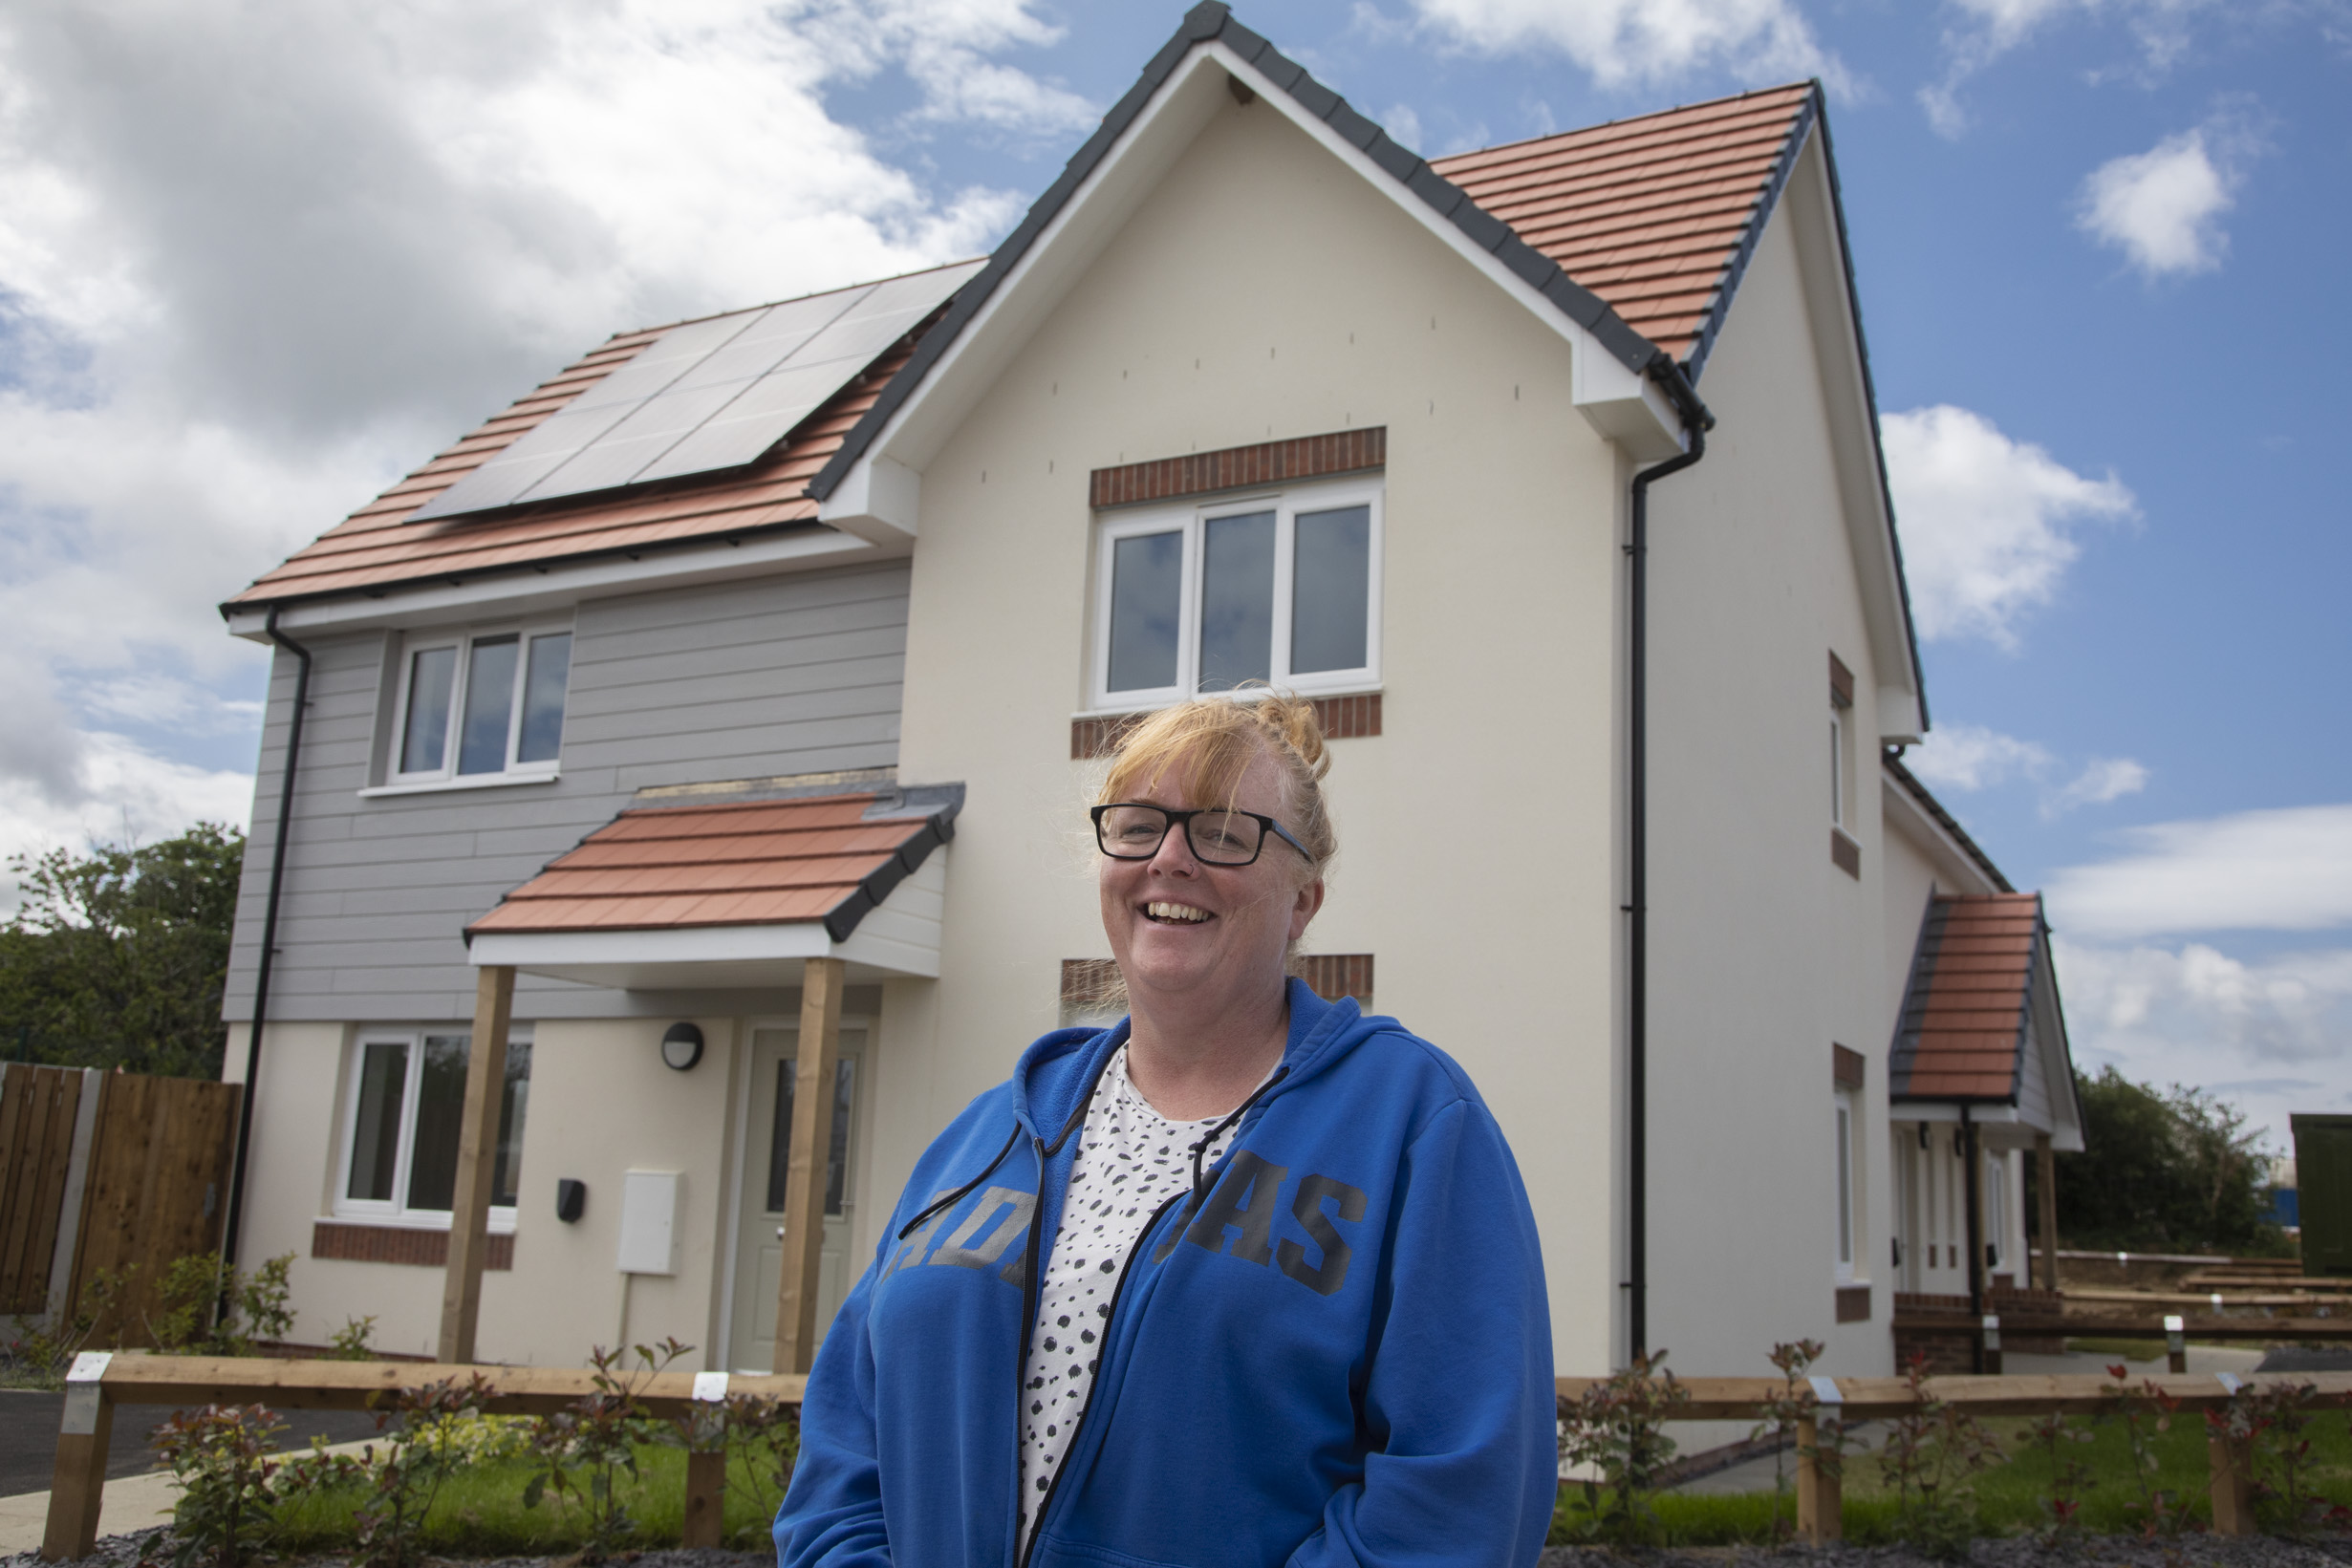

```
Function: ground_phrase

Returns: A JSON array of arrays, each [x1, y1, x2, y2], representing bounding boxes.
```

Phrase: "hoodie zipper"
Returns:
[[1018, 1183, 1190, 1568]]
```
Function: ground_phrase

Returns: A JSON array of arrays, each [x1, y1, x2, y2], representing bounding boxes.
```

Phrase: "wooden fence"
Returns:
[[45, 1360, 2352, 1559], [42, 1353, 808, 1562], [1555, 1369, 2352, 1544], [0, 1064, 239, 1342]]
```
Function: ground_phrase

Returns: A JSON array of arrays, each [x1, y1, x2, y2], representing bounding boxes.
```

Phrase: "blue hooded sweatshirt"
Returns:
[[775, 980, 1556, 1568]]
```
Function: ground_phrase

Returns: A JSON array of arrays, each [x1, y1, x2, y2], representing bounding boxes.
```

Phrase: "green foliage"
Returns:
[[329, 1315, 379, 1361], [525, 1338, 692, 1560], [2014, 1408, 2095, 1540], [0, 1267, 126, 1388], [1553, 1348, 1690, 1546], [148, 1403, 292, 1568], [2212, 1377, 2352, 1537], [0, 824, 245, 1079], [1876, 1354, 2001, 1557], [150, 1253, 293, 1356], [2099, 1364, 2196, 1536], [290, 1374, 498, 1568], [1747, 1339, 1849, 1541], [2051, 1064, 2290, 1255]]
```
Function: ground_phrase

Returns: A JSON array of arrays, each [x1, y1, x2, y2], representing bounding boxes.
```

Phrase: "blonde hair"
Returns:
[[1095, 689, 1337, 880]]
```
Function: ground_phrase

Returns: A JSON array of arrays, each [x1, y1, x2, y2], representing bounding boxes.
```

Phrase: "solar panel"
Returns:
[[407, 260, 982, 523]]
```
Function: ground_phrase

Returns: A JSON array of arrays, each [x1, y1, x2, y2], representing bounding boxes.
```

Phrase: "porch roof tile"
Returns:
[[1888, 892, 2048, 1105]]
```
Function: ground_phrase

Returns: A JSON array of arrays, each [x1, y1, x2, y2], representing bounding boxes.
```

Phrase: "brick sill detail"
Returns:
[[313, 1220, 513, 1270], [1074, 693, 1381, 760], [1835, 1283, 1871, 1323]]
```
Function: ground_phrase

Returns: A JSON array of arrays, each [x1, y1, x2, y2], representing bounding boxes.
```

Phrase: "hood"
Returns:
[[1010, 977, 1385, 1145]]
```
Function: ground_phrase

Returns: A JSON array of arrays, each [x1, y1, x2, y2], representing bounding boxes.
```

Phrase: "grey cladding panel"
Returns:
[[224, 563, 912, 1023]]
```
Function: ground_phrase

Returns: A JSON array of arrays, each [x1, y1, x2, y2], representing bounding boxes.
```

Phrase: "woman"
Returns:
[[777, 693, 1556, 1567]]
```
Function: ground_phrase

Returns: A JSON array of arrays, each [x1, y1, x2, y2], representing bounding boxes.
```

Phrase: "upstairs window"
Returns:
[[394, 626, 572, 784], [1091, 479, 1381, 710], [339, 1028, 531, 1227]]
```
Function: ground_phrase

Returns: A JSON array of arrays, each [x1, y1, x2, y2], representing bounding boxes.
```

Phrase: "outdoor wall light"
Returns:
[[660, 1022, 704, 1071], [556, 1178, 588, 1223]]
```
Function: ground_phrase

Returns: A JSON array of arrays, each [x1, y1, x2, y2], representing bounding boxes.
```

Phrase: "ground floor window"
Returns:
[[1833, 1087, 1857, 1280], [338, 1028, 531, 1225]]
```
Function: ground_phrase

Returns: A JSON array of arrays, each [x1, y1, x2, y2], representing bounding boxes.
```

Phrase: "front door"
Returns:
[[728, 1024, 864, 1373]]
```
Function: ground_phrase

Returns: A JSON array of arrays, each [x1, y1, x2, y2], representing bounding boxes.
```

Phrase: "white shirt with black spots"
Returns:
[[1017, 1044, 1248, 1548]]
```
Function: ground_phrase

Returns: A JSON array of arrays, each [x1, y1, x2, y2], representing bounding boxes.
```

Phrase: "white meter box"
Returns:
[[616, 1170, 682, 1276]]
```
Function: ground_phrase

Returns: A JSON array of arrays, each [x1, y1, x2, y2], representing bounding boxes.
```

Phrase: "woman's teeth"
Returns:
[[1146, 901, 1211, 923]]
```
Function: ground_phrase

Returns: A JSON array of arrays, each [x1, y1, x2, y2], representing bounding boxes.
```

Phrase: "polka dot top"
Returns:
[[1017, 1044, 1248, 1548]]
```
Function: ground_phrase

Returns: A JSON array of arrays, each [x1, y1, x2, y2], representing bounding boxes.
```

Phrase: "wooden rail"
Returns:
[[40, 1353, 806, 1562], [1902, 1308, 2352, 1345], [1554, 1371, 2352, 1545]]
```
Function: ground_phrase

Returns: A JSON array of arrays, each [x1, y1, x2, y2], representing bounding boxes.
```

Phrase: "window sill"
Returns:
[[359, 773, 559, 799], [1830, 827, 1861, 879], [1072, 692, 1384, 759], [324, 1210, 518, 1235], [313, 1218, 515, 1270]]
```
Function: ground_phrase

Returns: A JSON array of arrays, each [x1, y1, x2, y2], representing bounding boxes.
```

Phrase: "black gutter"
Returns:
[[1625, 363, 1713, 1364], [221, 608, 312, 1269]]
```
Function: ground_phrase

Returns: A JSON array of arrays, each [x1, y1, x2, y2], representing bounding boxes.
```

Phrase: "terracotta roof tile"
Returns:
[[1431, 83, 1813, 364], [1888, 892, 2050, 1104], [467, 790, 957, 944]]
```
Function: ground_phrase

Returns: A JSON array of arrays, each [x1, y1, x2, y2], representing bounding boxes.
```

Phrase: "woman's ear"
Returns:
[[1287, 877, 1326, 940]]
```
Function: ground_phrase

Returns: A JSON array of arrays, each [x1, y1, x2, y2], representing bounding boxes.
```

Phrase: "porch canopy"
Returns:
[[439, 779, 960, 1375], [464, 780, 962, 988]]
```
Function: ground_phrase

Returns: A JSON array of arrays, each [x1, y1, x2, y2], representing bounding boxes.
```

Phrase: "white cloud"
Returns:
[[2076, 110, 2263, 278], [1405, 0, 1853, 94], [2056, 934, 2352, 1145], [1382, 102, 1428, 153], [1882, 404, 2136, 649], [1920, 0, 2230, 136], [0, 0, 1082, 863], [0, 731, 254, 902], [2047, 804, 2352, 939], [1903, 721, 2147, 818]]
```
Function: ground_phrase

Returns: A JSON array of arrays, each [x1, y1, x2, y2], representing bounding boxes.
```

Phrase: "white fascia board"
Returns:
[[469, 918, 940, 983], [849, 43, 1683, 482], [1779, 131, 1922, 741], [2034, 949, 2088, 1153], [226, 526, 880, 642], [1881, 767, 2003, 896], [816, 453, 923, 547]]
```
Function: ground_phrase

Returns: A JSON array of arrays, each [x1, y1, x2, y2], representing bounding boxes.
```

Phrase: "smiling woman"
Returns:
[[777, 691, 1559, 1568]]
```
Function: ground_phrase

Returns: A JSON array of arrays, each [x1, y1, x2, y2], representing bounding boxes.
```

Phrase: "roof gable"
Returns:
[[1888, 892, 2083, 1147]]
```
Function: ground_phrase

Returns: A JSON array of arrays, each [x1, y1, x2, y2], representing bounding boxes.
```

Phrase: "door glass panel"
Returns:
[[516, 634, 572, 764], [405, 1034, 470, 1211], [399, 648, 457, 774], [457, 635, 521, 774], [1107, 531, 1183, 693], [1290, 504, 1370, 674], [347, 1042, 408, 1201], [766, 1056, 857, 1216], [1198, 510, 1274, 691]]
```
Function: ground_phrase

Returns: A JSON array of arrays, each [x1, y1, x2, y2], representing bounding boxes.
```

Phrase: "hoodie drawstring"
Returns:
[[1188, 1065, 1289, 1200], [895, 1124, 1022, 1240]]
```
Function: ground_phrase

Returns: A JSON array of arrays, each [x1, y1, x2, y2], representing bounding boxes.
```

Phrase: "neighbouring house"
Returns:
[[214, 3, 2082, 1385]]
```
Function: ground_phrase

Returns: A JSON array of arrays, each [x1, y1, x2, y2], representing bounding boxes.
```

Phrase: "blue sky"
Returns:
[[0, 0, 2344, 1147]]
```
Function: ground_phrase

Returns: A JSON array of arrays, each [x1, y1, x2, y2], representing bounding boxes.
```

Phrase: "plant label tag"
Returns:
[[1808, 1376, 1842, 1405], [66, 1351, 112, 1384], [693, 1371, 730, 1403], [2216, 1372, 2243, 1394]]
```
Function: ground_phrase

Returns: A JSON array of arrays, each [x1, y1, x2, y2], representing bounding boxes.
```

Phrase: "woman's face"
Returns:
[[1098, 744, 1325, 1013]]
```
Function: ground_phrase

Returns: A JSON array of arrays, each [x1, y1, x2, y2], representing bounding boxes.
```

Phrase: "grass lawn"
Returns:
[[1555, 1402, 2352, 1546], [272, 1445, 789, 1555]]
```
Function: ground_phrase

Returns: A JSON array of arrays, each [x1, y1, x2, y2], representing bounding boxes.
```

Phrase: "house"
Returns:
[[215, 4, 2082, 1385]]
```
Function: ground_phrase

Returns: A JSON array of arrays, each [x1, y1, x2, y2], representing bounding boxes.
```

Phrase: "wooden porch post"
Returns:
[[2035, 1133, 2060, 1292], [438, 964, 513, 1364], [774, 956, 846, 1374], [1961, 1111, 1985, 1373]]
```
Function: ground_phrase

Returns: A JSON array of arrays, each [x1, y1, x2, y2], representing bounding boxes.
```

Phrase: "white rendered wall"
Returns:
[[886, 95, 1629, 1378]]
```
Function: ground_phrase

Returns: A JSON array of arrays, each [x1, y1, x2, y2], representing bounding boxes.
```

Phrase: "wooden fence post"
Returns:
[[2166, 1314, 2188, 1375], [1795, 1414, 1841, 1544], [439, 964, 513, 1364], [774, 957, 845, 1375], [2209, 1429, 2255, 1536], [682, 1370, 729, 1547], [41, 1352, 113, 1561]]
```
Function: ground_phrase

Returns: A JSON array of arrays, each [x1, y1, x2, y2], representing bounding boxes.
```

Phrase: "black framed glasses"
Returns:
[[1090, 803, 1311, 867]]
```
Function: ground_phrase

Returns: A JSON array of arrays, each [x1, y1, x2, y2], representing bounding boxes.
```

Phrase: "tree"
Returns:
[[0, 824, 246, 1079], [2046, 1065, 2288, 1256]]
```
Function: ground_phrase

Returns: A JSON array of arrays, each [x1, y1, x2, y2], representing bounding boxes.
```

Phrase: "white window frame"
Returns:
[[385, 621, 573, 788], [1984, 1152, 2007, 1272], [1829, 707, 1847, 830], [1833, 1087, 1858, 1281], [333, 1026, 531, 1233], [1088, 476, 1383, 712]]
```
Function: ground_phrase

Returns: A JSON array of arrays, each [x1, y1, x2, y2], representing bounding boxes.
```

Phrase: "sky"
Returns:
[[0, 0, 2344, 1150]]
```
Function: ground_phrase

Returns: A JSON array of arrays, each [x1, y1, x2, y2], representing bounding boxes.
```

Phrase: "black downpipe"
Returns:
[[220, 608, 312, 1270], [1626, 364, 1712, 1364]]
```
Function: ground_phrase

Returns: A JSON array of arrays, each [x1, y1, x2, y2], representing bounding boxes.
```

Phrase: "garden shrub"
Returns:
[[2100, 1364, 2195, 1537], [1877, 1354, 1999, 1558], [525, 1338, 691, 1560], [147, 1404, 293, 1568], [150, 1252, 293, 1356], [1553, 1348, 1690, 1546]]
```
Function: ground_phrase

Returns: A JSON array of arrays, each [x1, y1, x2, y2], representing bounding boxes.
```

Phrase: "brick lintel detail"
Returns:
[[1090, 428, 1385, 509], [312, 1220, 514, 1271]]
